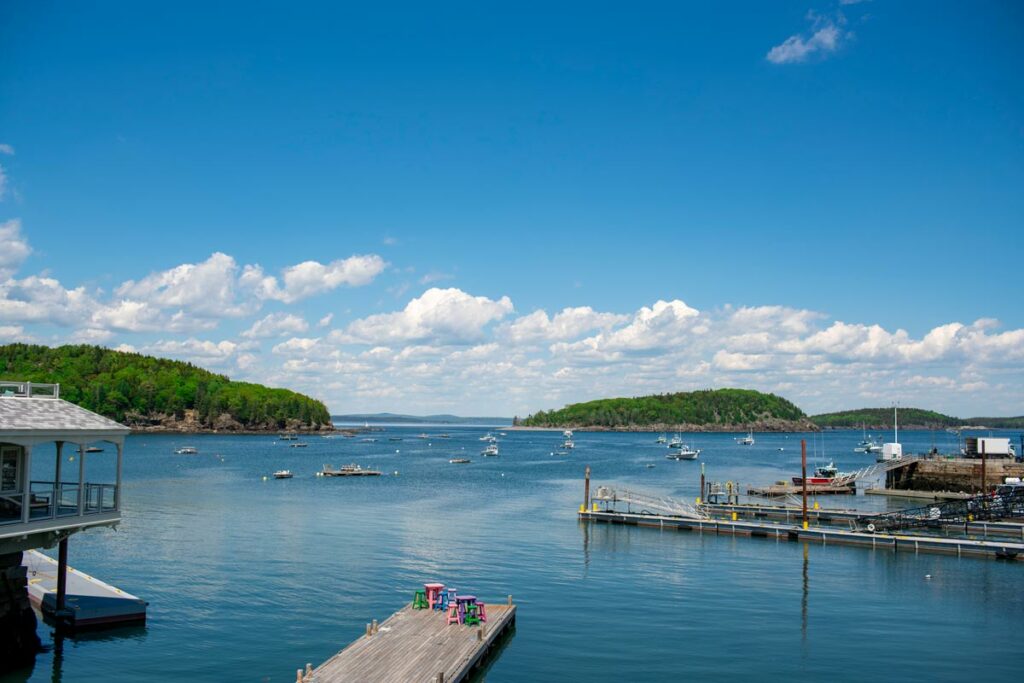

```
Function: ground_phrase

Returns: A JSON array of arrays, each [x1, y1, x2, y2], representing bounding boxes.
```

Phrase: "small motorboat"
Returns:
[[736, 431, 755, 446], [561, 439, 575, 450], [563, 429, 574, 438], [85, 446, 104, 453], [320, 463, 383, 477], [273, 470, 293, 479], [279, 434, 298, 441], [480, 433, 497, 442], [656, 434, 667, 444], [792, 461, 840, 486], [289, 442, 308, 448], [668, 433, 683, 448], [175, 446, 198, 455], [449, 458, 471, 464], [388, 437, 403, 442], [481, 443, 499, 456], [666, 447, 699, 461]]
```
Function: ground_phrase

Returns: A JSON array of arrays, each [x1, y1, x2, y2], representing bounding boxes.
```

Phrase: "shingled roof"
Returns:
[[0, 396, 130, 440]]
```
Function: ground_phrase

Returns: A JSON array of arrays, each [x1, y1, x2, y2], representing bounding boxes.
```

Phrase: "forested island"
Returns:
[[517, 388, 815, 431], [810, 408, 1024, 430], [0, 344, 333, 433]]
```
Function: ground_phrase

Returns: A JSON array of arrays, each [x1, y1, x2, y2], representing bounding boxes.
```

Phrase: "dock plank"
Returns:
[[311, 602, 515, 683]]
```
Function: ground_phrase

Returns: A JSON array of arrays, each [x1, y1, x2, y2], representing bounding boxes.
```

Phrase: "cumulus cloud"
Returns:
[[501, 306, 629, 344], [336, 287, 514, 345], [767, 15, 848, 65], [0, 275, 96, 325], [244, 254, 387, 304], [143, 338, 240, 365], [0, 219, 31, 279], [116, 252, 255, 318], [553, 300, 700, 357], [241, 312, 309, 339]]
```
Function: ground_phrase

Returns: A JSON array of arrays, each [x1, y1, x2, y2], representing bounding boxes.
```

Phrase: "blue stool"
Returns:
[[435, 591, 450, 611]]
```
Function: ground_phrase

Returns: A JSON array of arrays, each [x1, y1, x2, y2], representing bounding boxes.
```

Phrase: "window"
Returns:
[[1, 446, 21, 492]]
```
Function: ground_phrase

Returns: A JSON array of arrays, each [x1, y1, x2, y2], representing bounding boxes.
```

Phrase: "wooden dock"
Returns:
[[306, 599, 516, 683], [747, 482, 855, 496]]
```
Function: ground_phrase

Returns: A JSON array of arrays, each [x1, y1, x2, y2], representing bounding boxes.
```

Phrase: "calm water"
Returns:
[[6, 428, 1023, 682]]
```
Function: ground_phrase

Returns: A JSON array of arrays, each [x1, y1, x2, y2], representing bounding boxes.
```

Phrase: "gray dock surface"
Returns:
[[22, 549, 146, 626], [310, 601, 516, 682]]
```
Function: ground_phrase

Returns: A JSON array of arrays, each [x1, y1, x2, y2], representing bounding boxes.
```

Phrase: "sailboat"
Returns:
[[854, 423, 882, 454]]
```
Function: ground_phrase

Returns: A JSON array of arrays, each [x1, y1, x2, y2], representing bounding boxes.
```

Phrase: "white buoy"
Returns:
[[925, 574, 932, 580], [262, 476, 268, 481], [393, 470, 399, 475]]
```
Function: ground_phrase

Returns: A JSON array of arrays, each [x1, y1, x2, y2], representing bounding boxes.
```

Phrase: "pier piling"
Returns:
[[801, 439, 808, 530]]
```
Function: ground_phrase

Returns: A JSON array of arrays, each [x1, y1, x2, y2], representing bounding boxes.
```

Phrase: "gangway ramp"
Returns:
[[591, 486, 708, 520]]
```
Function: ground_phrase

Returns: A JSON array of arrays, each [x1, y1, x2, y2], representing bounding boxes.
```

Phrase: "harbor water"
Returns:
[[6, 428, 1023, 682]]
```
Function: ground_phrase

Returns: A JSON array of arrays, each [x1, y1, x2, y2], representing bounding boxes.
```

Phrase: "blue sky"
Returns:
[[1, 1, 1022, 416]]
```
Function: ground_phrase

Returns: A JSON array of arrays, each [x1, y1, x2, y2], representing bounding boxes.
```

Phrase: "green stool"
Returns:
[[464, 603, 480, 626], [413, 589, 428, 609]]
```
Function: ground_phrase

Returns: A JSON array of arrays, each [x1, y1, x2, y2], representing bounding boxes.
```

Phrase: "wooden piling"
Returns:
[[584, 466, 591, 510], [801, 439, 808, 530], [56, 537, 68, 614]]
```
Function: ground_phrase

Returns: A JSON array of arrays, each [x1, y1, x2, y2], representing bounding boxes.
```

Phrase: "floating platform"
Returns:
[[864, 488, 972, 500], [320, 464, 383, 477], [579, 509, 1024, 561], [22, 549, 147, 628], [747, 483, 855, 496], [307, 599, 516, 683]]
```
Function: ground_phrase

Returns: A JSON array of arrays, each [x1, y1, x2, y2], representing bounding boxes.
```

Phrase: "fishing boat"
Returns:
[[479, 433, 497, 442], [449, 458, 471, 464], [666, 446, 700, 461], [174, 446, 198, 455], [792, 461, 839, 486], [563, 429, 574, 438], [668, 433, 683, 448], [320, 463, 382, 477], [656, 434, 667, 444], [736, 430, 755, 446], [561, 439, 575, 450], [481, 443, 499, 456], [273, 470, 293, 479]]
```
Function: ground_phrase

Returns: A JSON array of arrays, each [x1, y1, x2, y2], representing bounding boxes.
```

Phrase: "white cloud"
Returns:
[[241, 312, 309, 339], [337, 287, 514, 345], [247, 254, 387, 304], [271, 337, 322, 355], [318, 313, 334, 327], [0, 275, 96, 326], [0, 144, 14, 155], [113, 343, 137, 354], [143, 338, 239, 365], [554, 299, 700, 356], [767, 16, 848, 65], [0, 219, 31, 279], [116, 252, 254, 318], [501, 306, 629, 344]]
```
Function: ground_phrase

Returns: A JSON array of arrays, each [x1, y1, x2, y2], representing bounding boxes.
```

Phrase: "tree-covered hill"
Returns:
[[518, 388, 812, 431], [0, 344, 332, 431], [811, 407, 1024, 429]]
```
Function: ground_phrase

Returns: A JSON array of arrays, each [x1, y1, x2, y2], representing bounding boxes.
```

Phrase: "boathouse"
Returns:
[[0, 381, 129, 671]]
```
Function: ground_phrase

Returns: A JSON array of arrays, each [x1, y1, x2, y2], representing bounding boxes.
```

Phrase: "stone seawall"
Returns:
[[890, 459, 1024, 493]]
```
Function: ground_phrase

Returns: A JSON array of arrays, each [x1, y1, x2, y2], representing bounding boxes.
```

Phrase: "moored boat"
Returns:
[[175, 446, 198, 455], [273, 469, 293, 479], [449, 458, 471, 464], [320, 463, 382, 477], [792, 461, 840, 486], [482, 443, 499, 456], [666, 446, 700, 460]]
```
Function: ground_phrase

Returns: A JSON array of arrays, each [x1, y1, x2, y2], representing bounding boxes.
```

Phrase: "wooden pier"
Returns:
[[305, 598, 516, 683], [747, 482, 854, 496]]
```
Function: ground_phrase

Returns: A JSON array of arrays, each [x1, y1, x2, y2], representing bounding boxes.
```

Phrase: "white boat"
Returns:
[[563, 429, 574, 438], [479, 433, 497, 442], [666, 447, 699, 461], [482, 443, 499, 456], [736, 431, 755, 446], [273, 470, 293, 479], [561, 439, 575, 450], [175, 446, 198, 455], [449, 458, 471, 464], [279, 434, 298, 441], [656, 434, 667, 444], [668, 433, 683, 448], [289, 442, 308, 448]]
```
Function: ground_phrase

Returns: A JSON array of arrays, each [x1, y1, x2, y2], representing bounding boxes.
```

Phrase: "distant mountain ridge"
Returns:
[[811, 407, 1024, 430], [333, 412, 513, 425]]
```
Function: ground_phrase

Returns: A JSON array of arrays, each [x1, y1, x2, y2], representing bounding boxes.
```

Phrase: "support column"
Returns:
[[801, 439, 808, 530], [56, 537, 68, 613], [584, 466, 591, 510], [55, 442, 63, 518], [77, 444, 85, 515], [115, 441, 123, 510], [0, 552, 41, 673], [20, 445, 32, 524]]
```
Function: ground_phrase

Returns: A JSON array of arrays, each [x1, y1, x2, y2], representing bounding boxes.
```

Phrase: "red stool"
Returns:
[[476, 602, 487, 623]]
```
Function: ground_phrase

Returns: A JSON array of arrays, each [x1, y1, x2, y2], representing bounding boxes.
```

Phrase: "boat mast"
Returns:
[[893, 403, 899, 444]]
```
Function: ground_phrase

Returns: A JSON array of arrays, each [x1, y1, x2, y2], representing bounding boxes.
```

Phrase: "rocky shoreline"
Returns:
[[511, 418, 818, 433], [123, 409, 335, 435]]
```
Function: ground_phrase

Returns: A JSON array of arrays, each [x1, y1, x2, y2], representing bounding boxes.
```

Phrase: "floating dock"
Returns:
[[747, 482, 854, 496], [579, 509, 1024, 560], [22, 550, 147, 627], [306, 598, 516, 683], [864, 488, 972, 501]]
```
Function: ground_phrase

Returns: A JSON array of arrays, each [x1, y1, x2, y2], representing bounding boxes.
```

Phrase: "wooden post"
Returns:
[[584, 466, 591, 510], [296, 669, 303, 683], [980, 440, 986, 494], [801, 439, 808, 530], [507, 594, 512, 606], [371, 619, 378, 634], [56, 537, 69, 613], [699, 462, 705, 504]]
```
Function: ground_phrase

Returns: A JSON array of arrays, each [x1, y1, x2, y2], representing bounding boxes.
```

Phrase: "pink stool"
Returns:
[[476, 603, 487, 623], [446, 604, 461, 625], [424, 583, 445, 610]]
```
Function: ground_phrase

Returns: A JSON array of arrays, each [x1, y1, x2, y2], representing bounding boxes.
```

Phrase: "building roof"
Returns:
[[0, 396, 130, 442]]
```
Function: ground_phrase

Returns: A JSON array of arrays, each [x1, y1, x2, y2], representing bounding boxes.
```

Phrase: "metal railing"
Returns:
[[592, 485, 709, 519], [0, 480, 117, 526], [0, 381, 60, 398]]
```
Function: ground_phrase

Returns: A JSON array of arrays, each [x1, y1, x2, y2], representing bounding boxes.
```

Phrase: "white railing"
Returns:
[[592, 485, 709, 519], [831, 456, 920, 487], [0, 381, 60, 399], [0, 480, 117, 526]]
